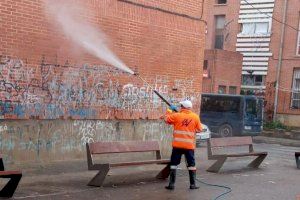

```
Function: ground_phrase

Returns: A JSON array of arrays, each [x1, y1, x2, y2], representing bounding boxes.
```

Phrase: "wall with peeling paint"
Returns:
[[0, 120, 173, 164]]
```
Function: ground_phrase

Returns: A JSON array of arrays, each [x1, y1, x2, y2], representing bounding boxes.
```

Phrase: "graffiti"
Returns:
[[0, 124, 7, 133], [74, 120, 96, 144], [0, 120, 173, 163], [73, 120, 121, 144], [0, 55, 201, 119], [141, 122, 171, 141], [121, 81, 168, 110]]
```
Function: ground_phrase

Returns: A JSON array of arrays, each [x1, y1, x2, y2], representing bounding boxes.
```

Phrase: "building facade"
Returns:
[[204, 0, 300, 126], [203, 0, 243, 95], [267, 0, 300, 126], [0, 0, 205, 164], [202, 49, 243, 94]]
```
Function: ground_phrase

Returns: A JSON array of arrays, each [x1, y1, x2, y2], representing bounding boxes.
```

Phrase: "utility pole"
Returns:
[[273, 0, 288, 122]]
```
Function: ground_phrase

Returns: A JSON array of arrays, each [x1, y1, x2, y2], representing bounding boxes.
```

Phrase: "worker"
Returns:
[[163, 100, 202, 190]]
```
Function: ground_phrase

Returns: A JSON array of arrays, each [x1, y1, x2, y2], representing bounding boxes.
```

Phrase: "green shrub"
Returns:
[[264, 121, 288, 130]]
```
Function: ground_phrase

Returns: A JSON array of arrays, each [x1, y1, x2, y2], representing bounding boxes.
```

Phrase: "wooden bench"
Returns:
[[296, 152, 300, 169], [86, 141, 170, 187], [0, 155, 22, 198], [206, 136, 268, 173]]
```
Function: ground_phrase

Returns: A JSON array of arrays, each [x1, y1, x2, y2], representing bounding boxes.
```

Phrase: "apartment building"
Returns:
[[203, 0, 243, 95], [204, 0, 300, 126], [268, 0, 300, 126]]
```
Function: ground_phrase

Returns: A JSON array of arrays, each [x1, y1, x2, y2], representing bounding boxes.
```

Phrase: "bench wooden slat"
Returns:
[[210, 136, 252, 147], [216, 152, 267, 158], [0, 171, 22, 176], [110, 159, 170, 167], [89, 141, 160, 154]]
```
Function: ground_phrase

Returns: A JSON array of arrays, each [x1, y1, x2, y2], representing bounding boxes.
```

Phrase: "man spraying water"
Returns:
[[162, 100, 202, 190]]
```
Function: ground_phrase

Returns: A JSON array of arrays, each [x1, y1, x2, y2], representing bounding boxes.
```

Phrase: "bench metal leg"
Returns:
[[156, 164, 170, 179], [248, 154, 267, 168], [295, 153, 300, 169], [0, 174, 22, 198], [88, 164, 109, 187], [207, 157, 227, 173]]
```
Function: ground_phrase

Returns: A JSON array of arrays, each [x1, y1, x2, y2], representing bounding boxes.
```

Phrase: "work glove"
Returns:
[[169, 105, 177, 112]]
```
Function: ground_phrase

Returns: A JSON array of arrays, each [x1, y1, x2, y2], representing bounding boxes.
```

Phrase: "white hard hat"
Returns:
[[179, 100, 192, 109]]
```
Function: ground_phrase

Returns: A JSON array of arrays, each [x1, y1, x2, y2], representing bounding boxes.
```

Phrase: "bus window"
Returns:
[[245, 99, 262, 120], [201, 97, 240, 113]]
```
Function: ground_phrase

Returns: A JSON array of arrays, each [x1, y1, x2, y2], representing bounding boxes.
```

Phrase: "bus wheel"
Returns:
[[218, 124, 233, 137]]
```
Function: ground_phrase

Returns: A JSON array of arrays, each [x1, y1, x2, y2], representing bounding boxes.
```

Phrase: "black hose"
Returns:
[[195, 177, 232, 200], [177, 170, 232, 200]]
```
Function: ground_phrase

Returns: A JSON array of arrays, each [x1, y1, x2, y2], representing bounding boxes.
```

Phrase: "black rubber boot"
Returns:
[[165, 169, 176, 190], [189, 170, 199, 189]]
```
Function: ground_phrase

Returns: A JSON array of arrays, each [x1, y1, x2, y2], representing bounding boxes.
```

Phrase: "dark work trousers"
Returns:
[[170, 148, 195, 168]]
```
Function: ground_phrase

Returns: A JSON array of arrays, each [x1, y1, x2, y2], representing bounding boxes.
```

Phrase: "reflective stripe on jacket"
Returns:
[[164, 109, 202, 150]]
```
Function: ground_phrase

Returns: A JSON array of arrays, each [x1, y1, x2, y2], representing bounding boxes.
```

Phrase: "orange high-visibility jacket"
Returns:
[[164, 109, 202, 150]]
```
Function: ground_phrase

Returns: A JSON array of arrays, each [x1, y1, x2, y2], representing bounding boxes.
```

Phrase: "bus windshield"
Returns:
[[245, 99, 263, 120]]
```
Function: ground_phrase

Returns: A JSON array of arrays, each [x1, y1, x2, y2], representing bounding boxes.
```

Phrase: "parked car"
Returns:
[[196, 123, 211, 147]]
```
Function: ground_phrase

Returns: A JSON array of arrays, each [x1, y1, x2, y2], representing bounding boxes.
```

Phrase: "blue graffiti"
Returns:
[[0, 101, 98, 119], [45, 104, 64, 119], [68, 108, 96, 119], [0, 101, 25, 118]]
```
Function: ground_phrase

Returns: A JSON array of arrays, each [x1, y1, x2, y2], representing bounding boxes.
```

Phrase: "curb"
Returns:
[[253, 136, 300, 147], [262, 130, 300, 140]]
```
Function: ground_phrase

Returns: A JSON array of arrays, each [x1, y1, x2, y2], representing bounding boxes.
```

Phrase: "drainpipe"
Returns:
[[273, 0, 288, 122]]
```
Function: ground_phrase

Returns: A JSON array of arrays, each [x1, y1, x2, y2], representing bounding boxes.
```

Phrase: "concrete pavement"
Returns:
[[5, 143, 300, 200], [254, 136, 300, 147]]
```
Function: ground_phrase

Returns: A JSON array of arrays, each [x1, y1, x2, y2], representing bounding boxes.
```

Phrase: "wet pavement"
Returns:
[[5, 143, 300, 200]]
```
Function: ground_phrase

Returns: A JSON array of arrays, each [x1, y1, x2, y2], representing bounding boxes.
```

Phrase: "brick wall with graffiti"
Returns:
[[0, 56, 201, 119], [0, 0, 204, 120]]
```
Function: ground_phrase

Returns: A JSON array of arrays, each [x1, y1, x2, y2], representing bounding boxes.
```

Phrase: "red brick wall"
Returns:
[[267, 0, 300, 116], [0, 0, 205, 119], [203, 49, 242, 94], [127, 0, 203, 16]]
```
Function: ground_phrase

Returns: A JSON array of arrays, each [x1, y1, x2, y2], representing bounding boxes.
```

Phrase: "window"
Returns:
[[218, 85, 226, 94], [241, 89, 255, 95], [229, 86, 237, 94], [214, 15, 225, 49], [245, 99, 262, 120], [201, 96, 240, 113], [203, 60, 209, 78], [241, 22, 269, 35], [297, 15, 300, 55], [242, 75, 265, 86], [291, 69, 300, 108], [216, 0, 227, 4], [203, 60, 208, 70]]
